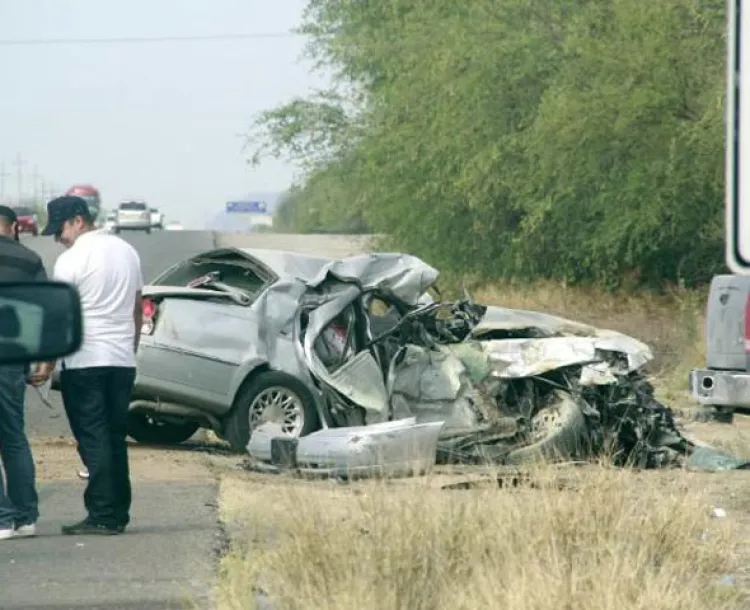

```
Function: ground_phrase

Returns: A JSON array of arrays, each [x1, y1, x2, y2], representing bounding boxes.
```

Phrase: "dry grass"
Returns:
[[473, 280, 707, 405], [215, 465, 745, 610]]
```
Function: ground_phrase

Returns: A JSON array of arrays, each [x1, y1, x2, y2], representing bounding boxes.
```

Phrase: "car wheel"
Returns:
[[224, 371, 320, 453], [126, 411, 199, 445], [504, 389, 590, 465]]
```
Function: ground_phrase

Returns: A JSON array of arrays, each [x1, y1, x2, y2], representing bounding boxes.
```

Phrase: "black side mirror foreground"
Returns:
[[0, 281, 83, 365]]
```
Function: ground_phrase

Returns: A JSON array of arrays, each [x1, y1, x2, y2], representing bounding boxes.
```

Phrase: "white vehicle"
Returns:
[[114, 201, 151, 234], [104, 212, 117, 232], [164, 221, 184, 231], [149, 208, 165, 230]]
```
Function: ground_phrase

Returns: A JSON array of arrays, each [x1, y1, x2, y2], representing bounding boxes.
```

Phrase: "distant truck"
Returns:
[[688, 274, 750, 422], [65, 184, 101, 222]]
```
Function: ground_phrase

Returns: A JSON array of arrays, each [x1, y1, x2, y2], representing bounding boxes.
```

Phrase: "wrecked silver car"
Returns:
[[129, 247, 694, 468]]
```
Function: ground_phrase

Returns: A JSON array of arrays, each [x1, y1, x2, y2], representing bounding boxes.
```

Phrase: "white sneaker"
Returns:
[[0, 528, 14, 540], [14, 523, 36, 538]]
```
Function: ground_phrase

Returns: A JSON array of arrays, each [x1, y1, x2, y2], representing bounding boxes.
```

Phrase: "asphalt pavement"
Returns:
[[4, 230, 222, 610], [25, 229, 218, 286], [0, 482, 218, 610]]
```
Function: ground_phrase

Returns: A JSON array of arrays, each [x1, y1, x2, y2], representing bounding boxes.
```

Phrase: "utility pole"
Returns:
[[0, 162, 9, 202], [30, 165, 39, 203], [12, 153, 26, 205]]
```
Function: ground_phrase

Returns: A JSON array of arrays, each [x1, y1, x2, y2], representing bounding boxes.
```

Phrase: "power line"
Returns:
[[0, 32, 301, 46]]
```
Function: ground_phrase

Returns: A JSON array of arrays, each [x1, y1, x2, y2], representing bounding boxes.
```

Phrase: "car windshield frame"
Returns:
[[119, 202, 147, 211]]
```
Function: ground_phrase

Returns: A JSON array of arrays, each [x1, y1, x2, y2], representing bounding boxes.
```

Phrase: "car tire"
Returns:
[[126, 411, 199, 445], [224, 371, 321, 453], [504, 389, 590, 465]]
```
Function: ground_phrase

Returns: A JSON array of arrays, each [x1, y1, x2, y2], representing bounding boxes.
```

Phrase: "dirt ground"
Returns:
[[30, 413, 750, 604], [30, 436, 237, 483], [32, 412, 750, 493], [31, 415, 750, 585]]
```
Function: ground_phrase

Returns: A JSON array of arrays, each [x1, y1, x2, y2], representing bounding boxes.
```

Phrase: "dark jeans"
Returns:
[[60, 366, 135, 528], [0, 365, 38, 528]]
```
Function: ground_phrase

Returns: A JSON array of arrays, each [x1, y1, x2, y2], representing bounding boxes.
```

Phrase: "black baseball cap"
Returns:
[[42, 195, 91, 236], [0, 205, 17, 224]]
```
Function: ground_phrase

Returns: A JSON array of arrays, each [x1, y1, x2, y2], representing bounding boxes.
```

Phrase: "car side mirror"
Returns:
[[0, 281, 83, 365]]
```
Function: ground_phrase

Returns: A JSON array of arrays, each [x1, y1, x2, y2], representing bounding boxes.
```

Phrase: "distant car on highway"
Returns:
[[114, 201, 151, 234], [12, 206, 39, 236], [149, 208, 165, 230], [103, 211, 117, 232]]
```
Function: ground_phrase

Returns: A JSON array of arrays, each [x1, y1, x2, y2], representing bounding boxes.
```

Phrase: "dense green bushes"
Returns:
[[249, 0, 727, 289]]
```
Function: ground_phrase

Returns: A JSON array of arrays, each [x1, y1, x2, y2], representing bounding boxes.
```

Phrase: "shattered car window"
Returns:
[[364, 294, 403, 337], [152, 261, 266, 295], [313, 306, 358, 371]]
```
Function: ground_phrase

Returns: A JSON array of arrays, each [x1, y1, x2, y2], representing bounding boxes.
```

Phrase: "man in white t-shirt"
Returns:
[[30, 195, 144, 536]]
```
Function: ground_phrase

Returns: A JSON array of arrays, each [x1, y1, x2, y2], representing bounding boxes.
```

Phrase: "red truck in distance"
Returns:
[[65, 184, 102, 222]]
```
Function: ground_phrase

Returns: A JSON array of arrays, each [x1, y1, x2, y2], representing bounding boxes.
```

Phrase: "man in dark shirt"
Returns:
[[0, 204, 45, 540], [0, 206, 46, 282]]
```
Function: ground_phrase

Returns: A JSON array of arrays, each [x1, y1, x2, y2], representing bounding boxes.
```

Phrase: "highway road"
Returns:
[[1, 231, 225, 609], [25, 229, 219, 286]]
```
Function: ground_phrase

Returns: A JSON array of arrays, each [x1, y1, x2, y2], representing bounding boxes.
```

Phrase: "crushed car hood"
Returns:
[[470, 306, 654, 379]]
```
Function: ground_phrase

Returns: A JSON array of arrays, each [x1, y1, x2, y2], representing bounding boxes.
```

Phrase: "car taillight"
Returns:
[[744, 292, 750, 353], [142, 298, 158, 335]]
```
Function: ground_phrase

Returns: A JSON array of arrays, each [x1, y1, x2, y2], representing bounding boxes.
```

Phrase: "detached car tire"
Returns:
[[126, 411, 199, 445], [504, 389, 589, 465], [225, 371, 321, 453]]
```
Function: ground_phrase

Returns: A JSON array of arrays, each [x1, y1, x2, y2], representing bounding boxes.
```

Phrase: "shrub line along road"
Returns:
[[0, 230, 367, 610]]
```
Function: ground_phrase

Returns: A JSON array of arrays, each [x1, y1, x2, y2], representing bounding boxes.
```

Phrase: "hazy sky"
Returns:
[[0, 0, 328, 228]]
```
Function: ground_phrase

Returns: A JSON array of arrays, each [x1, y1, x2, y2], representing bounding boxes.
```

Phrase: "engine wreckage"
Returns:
[[246, 252, 747, 477]]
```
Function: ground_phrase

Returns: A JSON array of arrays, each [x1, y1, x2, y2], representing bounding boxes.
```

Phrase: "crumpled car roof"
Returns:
[[232, 248, 333, 281], [200, 247, 440, 307]]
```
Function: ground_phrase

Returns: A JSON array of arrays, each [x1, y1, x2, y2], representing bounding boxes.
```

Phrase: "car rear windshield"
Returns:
[[13, 207, 34, 216], [119, 202, 147, 210], [153, 258, 269, 296]]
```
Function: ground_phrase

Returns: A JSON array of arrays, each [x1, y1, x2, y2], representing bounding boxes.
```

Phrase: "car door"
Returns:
[[136, 254, 273, 410]]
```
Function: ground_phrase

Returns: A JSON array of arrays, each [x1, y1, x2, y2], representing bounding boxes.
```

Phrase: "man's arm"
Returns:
[[133, 290, 143, 354], [29, 255, 69, 385], [132, 249, 144, 354]]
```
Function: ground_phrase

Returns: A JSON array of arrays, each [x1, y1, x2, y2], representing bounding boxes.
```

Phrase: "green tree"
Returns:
[[251, 0, 726, 288]]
